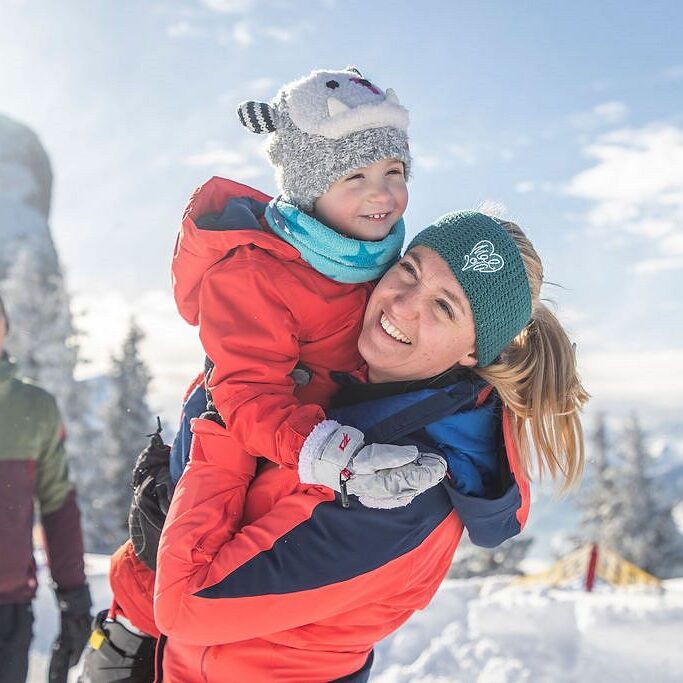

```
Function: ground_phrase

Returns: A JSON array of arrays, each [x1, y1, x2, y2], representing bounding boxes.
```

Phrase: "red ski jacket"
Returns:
[[172, 176, 372, 469], [154, 378, 530, 682]]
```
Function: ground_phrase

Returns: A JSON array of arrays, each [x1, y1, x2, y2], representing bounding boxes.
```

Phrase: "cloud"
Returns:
[[246, 77, 275, 93], [448, 143, 478, 166], [578, 348, 683, 414], [661, 64, 683, 81], [231, 20, 254, 47], [166, 20, 202, 38], [569, 101, 628, 130], [564, 122, 683, 271], [183, 143, 267, 180], [262, 26, 297, 42], [515, 181, 535, 194], [413, 154, 447, 171], [199, 0, 257, 13]]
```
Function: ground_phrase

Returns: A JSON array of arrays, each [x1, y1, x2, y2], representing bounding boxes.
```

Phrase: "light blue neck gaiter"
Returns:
[[265, 197, 405, 284]]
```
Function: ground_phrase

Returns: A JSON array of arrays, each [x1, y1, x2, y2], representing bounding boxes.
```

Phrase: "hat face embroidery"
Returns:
[[462, 240, 504, 273]]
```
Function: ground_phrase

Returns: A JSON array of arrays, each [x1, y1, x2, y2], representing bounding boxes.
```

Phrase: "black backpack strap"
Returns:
[[364, 377, 490, 445]]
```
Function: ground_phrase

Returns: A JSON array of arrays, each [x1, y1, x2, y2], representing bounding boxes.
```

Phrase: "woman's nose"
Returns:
[[386, 285, 420, 319]]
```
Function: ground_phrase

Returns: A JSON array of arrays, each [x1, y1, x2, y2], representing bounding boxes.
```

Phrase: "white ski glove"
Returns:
[[298, 421, 447, 509]]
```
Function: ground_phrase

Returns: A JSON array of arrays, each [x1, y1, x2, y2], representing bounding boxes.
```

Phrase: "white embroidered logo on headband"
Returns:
[[462, 241, 504, 273]]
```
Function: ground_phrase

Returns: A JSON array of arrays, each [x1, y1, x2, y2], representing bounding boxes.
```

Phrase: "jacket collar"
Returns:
[[331, 367, 479, 408]]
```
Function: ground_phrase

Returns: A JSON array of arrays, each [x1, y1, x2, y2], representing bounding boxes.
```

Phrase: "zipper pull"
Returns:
[[339, 468, 352, 509]]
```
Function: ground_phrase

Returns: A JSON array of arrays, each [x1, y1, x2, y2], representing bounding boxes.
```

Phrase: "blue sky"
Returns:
[[2, 0, 683, 427]]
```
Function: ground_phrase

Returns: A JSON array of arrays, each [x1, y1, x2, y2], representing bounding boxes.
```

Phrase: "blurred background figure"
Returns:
[[0, 293, 91, 683]]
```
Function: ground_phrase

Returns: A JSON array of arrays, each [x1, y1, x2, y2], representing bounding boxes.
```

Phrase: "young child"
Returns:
[[171, 66, 445, 504]]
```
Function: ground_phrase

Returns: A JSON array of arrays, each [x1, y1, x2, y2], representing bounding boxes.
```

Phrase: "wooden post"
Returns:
[[585, 543, 599, 592]]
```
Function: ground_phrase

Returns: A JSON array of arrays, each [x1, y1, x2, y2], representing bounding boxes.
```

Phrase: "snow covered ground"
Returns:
[[29, 557, 683, 682]]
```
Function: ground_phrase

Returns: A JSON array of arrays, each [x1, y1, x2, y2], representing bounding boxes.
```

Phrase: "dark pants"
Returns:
[[332, 650, 374, 683], [0, 602, 33, 683]]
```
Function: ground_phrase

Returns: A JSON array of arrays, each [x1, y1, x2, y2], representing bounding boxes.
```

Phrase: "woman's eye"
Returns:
[[436, 299, 454, 320], [399, 261, 417, 277]]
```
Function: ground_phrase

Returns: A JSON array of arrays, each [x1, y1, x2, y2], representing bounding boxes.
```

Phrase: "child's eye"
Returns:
[[387, 167, 404, 176], [436, 299, 455, 320], [346, 173, 364, 181]]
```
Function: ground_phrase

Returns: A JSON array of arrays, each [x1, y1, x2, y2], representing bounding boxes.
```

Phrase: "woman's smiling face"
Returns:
[[358, 245, 478, 383]]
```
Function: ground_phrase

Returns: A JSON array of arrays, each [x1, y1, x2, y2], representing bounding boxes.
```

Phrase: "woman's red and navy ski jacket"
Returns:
[[154, 372, 530, 682]]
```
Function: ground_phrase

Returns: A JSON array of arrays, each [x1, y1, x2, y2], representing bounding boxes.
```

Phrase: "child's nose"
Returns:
[[368, 178, 393, 202]]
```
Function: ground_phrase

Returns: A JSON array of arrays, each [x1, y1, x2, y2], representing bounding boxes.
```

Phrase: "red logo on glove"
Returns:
[[339, 433, 351, 451]]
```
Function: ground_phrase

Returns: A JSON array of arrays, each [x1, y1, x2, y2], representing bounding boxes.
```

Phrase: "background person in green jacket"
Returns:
[[0, 294, 91, 683]]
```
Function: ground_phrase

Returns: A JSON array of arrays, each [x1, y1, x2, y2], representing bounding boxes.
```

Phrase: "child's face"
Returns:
[[311, 158, 408, 241]]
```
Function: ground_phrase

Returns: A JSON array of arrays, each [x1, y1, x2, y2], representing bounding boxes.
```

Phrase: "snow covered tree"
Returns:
[[574, 413, 683, 578], [572, 413, 621, 548], [617, 415, 683, 578], [0, 244, 78, 402], [91, 319, 154, 553], [448, 537, 533, 579]]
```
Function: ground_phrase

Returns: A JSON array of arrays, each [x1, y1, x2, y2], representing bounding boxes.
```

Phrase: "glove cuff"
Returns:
[[298, 419, 341, 484], [55, 584, 92, 615]]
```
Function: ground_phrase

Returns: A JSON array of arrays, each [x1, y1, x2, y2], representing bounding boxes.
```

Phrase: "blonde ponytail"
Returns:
[[475, 221, 589, 491]]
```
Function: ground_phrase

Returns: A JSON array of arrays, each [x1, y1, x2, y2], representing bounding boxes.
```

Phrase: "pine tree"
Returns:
[[617, 414, 683, 578], [573, 413, 621, 548], [448, 537, 533, 579], [93, 319, 154, 553], [575, 413, 683, 578], [1, 245, 78, 401]]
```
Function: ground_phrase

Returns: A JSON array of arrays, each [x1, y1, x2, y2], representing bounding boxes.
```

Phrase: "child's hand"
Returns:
[[348, 452, 447, 508], [298, 421, 447, 506]]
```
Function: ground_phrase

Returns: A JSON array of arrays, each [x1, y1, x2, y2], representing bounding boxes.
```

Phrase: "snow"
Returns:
[[28, 554, 112, 683], [28, 558, 683, 682]]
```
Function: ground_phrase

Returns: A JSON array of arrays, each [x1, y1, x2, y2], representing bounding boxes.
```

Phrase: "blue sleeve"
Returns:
[[170, 385, 208, 483], [443, 483, 522, 548], [424, 402, 501, 497]]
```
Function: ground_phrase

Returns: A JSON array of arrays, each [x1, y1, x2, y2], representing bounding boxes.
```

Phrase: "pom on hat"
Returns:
[[236, 101, 277, 134]]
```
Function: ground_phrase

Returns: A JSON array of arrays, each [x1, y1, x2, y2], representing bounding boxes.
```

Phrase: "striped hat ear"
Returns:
[[236, 101, 277, 134]]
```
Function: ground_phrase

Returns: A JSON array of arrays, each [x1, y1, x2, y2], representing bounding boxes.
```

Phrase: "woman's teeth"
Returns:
[[380, 314, 411, 344]]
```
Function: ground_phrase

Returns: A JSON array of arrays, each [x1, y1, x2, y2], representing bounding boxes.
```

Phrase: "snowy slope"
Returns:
[[28, 557, 683, 682]]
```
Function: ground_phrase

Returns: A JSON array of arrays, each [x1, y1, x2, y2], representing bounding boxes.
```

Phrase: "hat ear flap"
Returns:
[[236, 101, 277, 134]]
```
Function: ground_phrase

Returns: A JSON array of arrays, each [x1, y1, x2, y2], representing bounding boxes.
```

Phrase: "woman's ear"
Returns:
[[459, 351, 478, 368]]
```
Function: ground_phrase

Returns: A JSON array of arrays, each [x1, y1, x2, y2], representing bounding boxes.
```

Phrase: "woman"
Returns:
[[151, 210, 588, 682]]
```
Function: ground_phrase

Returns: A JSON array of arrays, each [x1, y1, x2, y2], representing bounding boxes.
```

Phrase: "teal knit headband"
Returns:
[[407, 211, 532, 367]]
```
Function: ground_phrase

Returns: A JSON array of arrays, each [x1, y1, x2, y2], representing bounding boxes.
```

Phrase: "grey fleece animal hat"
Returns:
[[236, 67, 411, 211]]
